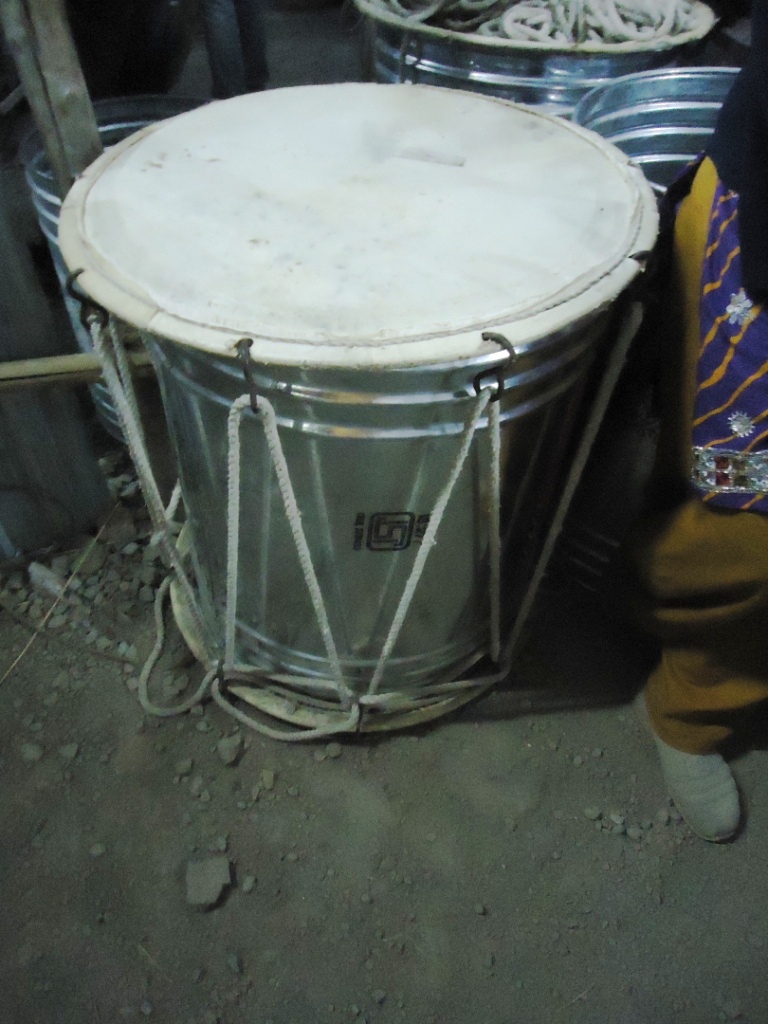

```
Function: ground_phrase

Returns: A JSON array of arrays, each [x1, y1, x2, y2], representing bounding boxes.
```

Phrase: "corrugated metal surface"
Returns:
[[572, 66, 739, 190]]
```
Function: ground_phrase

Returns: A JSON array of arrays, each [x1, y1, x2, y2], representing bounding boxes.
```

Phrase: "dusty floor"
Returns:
[[3, 4, 768, 1024], [2, 448, 767, 1024]]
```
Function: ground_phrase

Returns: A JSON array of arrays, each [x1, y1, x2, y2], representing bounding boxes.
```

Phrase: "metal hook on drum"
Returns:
[[65, 268, 108, 331], [235, 337, 260, 413], [473, 331, 518, 402]]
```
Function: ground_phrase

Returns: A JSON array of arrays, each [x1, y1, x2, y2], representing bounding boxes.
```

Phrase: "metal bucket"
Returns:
[[21, 95, 204, 439], [59, 83, 658, 729], [572, 66, 739, 191], [357, 0, 716, 116]]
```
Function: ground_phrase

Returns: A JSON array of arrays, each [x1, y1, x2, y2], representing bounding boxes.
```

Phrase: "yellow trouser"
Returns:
[[629, 158, 768, 754]]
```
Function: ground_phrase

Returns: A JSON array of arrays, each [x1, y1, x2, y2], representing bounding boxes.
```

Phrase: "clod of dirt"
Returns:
[[20, 742, 44, 763], [583, 806, 601, 821], [241, 874, 256, 894], [185, 856, 232, 908], [325, 742, 343, 759], [217, 732, 243, 766], [58, 743, 79, 761]]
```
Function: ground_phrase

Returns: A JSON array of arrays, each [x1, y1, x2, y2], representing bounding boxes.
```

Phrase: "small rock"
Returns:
[[474, 903, 487, 916], [287, 785, 300, 797], [371, 990, 386, 1005], [241, 874, 256, 894], [185, 857, 232, 908], [572, 755, 584, 767], [260, 769, 276, 791], [583, 806, 601, 821], [626, 825, 643, 841], [28, 561, 67, 599], [609, 813, 625, 826], [139, 586, 155, 604], [176, 758, 193, 777], [78, 542, 107, 576], [656, 808, 670, 826], [196, 720, 212, 733], [90, 843, 106, 858], [591, 747, 604, 758], [313, 750, 327, 763], [20, 743, 44, 763], [102, 507, 138, 549], [58, 743, 79, 761], [325, 742, 342, 759], [226, 952, 242, 975], [217, 733, 243, 766]]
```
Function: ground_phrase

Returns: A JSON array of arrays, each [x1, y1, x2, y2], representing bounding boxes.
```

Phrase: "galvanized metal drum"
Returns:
[[59, 83, 657, 733], [572, 66, 740, 192], [357, 0, 716, 117]]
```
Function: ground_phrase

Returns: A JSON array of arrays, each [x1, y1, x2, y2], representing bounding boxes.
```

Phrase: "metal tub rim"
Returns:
[[355, 0, 716, 54], [572, 65, 741, 125]]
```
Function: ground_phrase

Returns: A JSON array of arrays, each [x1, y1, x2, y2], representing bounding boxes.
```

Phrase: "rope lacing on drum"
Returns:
[[84, 297, 644, 741], [84, 307, 520, 739]]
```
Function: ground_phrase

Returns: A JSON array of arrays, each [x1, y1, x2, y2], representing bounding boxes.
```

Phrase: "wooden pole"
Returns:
[[0, 351, 154, 393], [0, 0, 102, 196]]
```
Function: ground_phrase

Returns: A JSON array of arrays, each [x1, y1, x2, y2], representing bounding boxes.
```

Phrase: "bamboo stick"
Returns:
[[0, 351, 154, 393]]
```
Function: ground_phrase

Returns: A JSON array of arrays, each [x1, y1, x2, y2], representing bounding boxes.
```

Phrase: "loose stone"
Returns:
[[20, 743, 44, 763], [185, 857, 232, 908], [217, 733, 243, 766]]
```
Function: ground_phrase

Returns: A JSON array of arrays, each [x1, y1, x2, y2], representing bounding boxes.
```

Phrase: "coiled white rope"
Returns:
[[368, 0, 700, 43]]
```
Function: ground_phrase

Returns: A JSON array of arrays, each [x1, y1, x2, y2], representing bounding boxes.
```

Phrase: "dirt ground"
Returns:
[[1, 444, 767, 1024], [3, 5, 767, 1024]]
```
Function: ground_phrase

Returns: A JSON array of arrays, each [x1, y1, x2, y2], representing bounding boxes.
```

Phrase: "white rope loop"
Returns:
[[225, 390, 354, 706], [367, 386, 493, 696], [89, 317, 216, 661]]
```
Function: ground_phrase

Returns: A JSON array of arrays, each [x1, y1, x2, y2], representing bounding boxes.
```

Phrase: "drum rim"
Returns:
[[60, 83, 659, 369]]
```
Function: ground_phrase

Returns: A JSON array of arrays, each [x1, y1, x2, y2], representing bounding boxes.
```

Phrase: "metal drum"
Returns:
[[572, 66, 739, 191], [357, 0, 716, 117], [59, 83, 657, 732], [21, 96, 204, 439]]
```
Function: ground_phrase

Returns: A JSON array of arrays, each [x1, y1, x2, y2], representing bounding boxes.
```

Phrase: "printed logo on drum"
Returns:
[[354, 512, 431, 551]]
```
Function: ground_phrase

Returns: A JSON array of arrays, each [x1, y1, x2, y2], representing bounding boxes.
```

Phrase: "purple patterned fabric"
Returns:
[[691, 179, 768, 512]]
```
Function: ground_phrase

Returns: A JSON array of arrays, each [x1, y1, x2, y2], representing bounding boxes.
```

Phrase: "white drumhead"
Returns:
[[60, 83, 657, 368]]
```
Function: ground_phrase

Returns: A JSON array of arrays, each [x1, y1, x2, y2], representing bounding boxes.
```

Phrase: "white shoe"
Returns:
[[634, 692, 741, 843]]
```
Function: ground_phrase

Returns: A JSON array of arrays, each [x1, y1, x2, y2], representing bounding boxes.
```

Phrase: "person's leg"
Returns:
[[233, 0, 269, 91], [201, 0, 247, 98], [637, 498, 768, 754], [628, 157, 768, 839]]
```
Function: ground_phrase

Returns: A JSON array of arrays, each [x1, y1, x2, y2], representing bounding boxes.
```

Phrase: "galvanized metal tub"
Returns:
[[60, 83, 658, 725], [21, 95, 204, 439], [555, 67, 739, 597], [357, 0, 716, 116], [572, 66, 739, 191]]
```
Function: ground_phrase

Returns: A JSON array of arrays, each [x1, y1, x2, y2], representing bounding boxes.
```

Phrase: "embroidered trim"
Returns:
[[692, 448, 768, 492], [725, 288, 756, 326], [727, 411, 756, 438]]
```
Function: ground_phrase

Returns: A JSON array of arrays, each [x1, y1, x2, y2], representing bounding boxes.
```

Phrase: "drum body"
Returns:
[[147, 312, 606, 690], [60, 83, 658, 716]]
